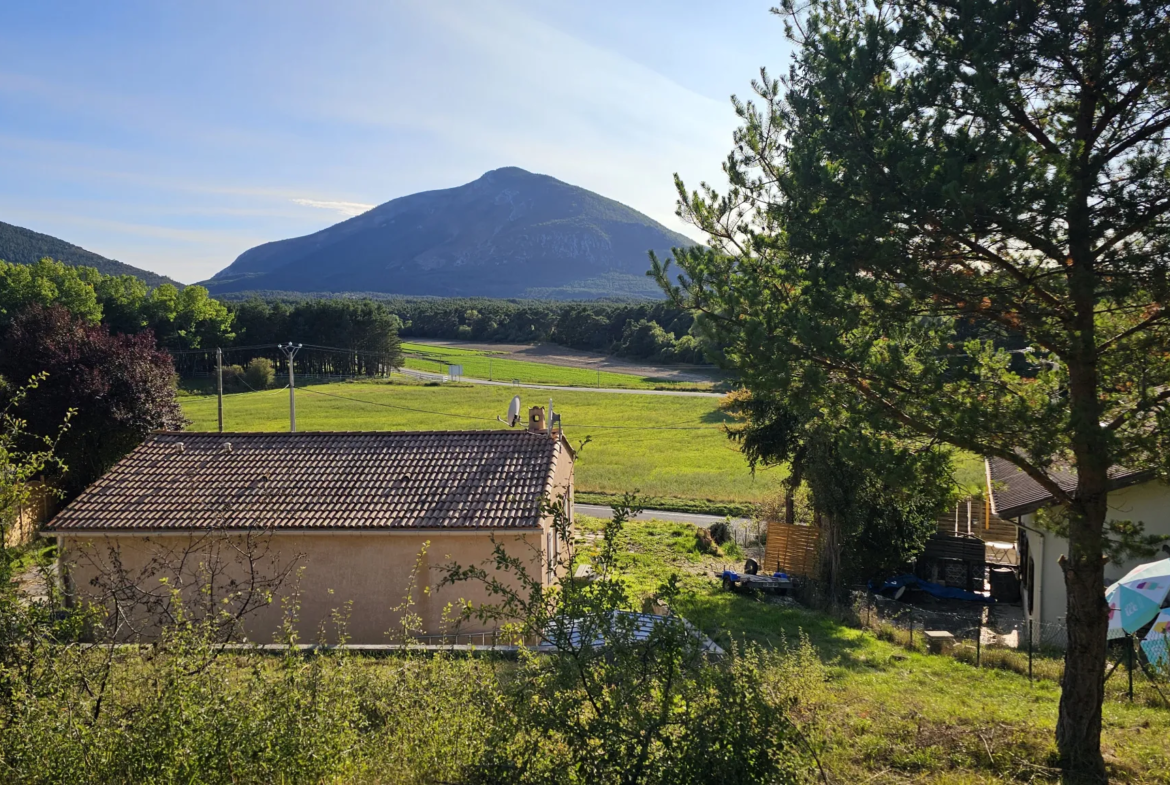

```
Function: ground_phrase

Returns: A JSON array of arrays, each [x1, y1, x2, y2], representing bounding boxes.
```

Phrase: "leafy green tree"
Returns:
[[145, 283, 234, 350], [723, 390, 954, 592], [0, 258, 235, 352], [654, 1, 1170, 776], [0, 376, 87, 701], [618, 319, 676, 361], [0, 259, 102, 326]]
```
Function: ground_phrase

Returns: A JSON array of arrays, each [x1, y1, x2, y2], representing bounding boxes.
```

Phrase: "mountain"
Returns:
[[0, 220, 180, 289], [205, 167, 696, 299]]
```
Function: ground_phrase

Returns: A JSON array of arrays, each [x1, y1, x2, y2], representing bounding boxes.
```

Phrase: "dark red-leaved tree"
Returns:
[[0, 304, 186, 496]]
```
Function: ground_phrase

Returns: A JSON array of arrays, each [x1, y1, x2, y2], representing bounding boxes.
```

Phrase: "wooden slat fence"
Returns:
[[763, 521, 821, 577], [4, 482, 55, 547], [937, 497, 1017, 544]]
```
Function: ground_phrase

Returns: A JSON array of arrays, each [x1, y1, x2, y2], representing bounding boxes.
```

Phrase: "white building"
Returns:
[[986, 457, 1170, 645]]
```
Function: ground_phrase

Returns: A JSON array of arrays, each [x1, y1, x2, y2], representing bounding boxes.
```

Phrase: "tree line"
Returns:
[[378, 297, 713, 364], [0, 259, 405, 379]]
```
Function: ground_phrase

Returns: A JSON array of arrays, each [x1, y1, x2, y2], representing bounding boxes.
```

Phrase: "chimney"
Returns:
[[528, 406, 547, 433]]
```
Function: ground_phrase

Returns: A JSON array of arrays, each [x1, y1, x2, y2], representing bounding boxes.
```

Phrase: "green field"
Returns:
[[183, 380, 986, 504], [577, 514, 1170, 784], [400, 342, 715, 391], [182, 381, 785, 503]]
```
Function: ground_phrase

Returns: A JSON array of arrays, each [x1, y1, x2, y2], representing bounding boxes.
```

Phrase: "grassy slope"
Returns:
[[400, 342, 715, 391], [180, 380, 787, 503], [579, 515, 1170, 784]]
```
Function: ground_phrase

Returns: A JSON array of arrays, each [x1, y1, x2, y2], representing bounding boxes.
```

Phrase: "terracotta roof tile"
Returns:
[[45, 430, 566, 532]]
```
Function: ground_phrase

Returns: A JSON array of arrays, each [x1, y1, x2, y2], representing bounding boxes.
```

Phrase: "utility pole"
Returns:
[[279, 343, 303, 432], [216, 347, 224, 433]]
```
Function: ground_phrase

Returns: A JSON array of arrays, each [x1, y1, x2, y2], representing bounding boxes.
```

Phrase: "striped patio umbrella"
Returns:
[[1105, 558, 1170, 640]]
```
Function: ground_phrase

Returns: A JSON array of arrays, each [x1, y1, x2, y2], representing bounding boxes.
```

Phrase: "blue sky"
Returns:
[[0, 1, 791, 283]]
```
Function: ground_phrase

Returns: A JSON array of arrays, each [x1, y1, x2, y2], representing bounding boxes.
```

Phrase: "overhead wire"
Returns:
[[185, 342, 726, 430]]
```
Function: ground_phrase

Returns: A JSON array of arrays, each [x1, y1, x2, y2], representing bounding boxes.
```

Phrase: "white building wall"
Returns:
[[1021, 481, 1170, 644]]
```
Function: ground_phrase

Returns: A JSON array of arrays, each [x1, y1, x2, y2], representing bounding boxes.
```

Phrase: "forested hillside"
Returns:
[[0, 220, 179, 288]]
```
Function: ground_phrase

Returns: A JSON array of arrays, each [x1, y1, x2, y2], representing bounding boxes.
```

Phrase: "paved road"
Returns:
[[397, 368, 723, 398], [575, 503, 750, 527]]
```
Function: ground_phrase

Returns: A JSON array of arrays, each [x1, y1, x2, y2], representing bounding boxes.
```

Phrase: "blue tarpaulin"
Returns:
[[872, 573, 994, 603]]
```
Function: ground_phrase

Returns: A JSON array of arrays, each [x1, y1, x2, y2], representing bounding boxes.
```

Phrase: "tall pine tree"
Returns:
[[655, 2, 1170, 778]]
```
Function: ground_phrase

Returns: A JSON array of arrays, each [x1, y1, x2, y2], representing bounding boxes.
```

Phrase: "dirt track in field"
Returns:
[[408, 339, 721, 384]]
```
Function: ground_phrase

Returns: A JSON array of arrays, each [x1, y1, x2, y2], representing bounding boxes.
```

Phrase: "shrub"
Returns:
[[243, 357, 275, 390], [709, 520, 731, 545], [222, 363, 245, 388], [439, 497, 818, 784], [694, 527, 718, 555]]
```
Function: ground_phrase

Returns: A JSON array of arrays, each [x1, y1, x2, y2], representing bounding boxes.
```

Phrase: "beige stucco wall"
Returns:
[[59, 435, 576, 645], [62, 529, 549, 644], [1021, 480, 1170, 642]]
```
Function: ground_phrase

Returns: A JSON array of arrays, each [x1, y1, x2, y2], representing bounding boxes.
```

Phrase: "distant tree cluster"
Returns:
[[0, 259, 233, 351], [376, 298, 713, 364], [0, 260, 405, 380], [214, 299, 404, 378]]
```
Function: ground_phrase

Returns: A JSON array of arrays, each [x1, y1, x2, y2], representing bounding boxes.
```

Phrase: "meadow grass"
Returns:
[[182, 380, 987, 503], [180, 380, 788, 503], [400, 342, 716, 390], [579, 514, 1170, 784]]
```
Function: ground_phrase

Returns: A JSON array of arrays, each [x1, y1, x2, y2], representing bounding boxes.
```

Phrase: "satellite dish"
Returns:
[[498, 395, 522, 427]]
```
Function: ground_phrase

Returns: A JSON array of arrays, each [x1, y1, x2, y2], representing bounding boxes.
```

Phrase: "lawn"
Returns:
[[400, 342, 715, 390], [181, 380, 788, 504], [181, 380, 988, 505], [580, 514, 1170, 784]]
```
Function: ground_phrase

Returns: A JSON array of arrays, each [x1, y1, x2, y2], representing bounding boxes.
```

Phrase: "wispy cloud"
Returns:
[[291, 198, 374, 217]]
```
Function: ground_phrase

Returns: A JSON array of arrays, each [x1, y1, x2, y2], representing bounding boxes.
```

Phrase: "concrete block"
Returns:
[[924, 630, 955, 654]]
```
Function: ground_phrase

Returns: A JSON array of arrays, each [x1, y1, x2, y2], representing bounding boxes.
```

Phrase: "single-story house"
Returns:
[[43, 416, 574, 645], [986, 457, 1170, 645]]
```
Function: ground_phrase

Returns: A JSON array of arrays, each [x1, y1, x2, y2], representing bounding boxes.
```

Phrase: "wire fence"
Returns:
[[849, 589, 1169, 705]]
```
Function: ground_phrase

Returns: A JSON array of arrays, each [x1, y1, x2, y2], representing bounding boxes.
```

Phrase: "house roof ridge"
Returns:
[[149, 429, 550, 437]]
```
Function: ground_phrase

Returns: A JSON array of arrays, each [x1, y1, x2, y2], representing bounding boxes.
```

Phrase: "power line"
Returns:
[[169, 344, 281, 356]]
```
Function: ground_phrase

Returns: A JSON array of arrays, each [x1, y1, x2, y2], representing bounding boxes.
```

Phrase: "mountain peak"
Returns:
[[205, 170, 693, 299]]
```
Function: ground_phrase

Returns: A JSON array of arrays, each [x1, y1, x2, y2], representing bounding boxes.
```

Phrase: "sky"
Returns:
[[0, 1, 792, 283]]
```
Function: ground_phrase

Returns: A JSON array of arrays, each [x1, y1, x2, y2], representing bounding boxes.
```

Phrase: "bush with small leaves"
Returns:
[[243, 357, 275, 390]]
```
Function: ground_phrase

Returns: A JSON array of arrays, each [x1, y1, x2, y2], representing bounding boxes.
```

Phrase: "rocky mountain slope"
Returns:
[[205, 167, 695, 299]]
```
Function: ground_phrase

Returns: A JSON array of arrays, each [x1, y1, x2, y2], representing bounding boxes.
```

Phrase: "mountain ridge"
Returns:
[[0, 220, 180, 289], [205, 167, 694, 299]]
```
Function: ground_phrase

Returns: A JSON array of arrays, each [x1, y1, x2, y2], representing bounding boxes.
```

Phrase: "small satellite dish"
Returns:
[[498, 395, 522, 427]]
